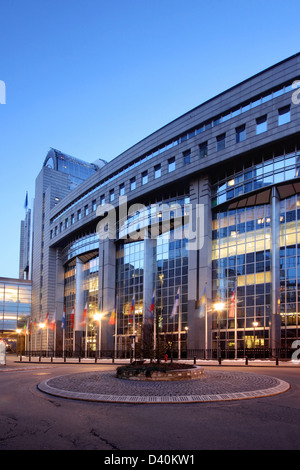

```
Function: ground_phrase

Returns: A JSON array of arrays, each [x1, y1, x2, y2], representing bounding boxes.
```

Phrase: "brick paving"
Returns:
[[38, 368, 290, 404]]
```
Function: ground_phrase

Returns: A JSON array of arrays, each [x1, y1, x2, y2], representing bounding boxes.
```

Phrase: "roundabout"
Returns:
[[37, 368, 290, 404]]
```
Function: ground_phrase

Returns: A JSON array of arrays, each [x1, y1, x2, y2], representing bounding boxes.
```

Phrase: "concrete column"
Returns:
[[188, 176, 212, 352], [270, 187, 281, 353], [98, 239, 116, 351], [74, 256, 84, 354], [54, 248, 65, 353], [143, 236, 155, 323]]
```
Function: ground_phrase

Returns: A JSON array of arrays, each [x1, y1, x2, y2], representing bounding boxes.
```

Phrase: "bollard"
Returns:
[[245, 356, 248, 366], [95, 356, 97, 363], [218, 356, 222, 365], [276, 357, 279, 366], [194, 356, 196, 365], [78, 356, 81, 363]]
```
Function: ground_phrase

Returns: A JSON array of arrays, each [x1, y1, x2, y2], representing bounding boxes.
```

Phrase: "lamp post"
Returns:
[[93, 312, 102, 358], [39, 322, 46, 358], [16, 328, 22, 357], [214, 302, 225, 361], [253, 321, 258, 359], [185, 326, 189, 358]]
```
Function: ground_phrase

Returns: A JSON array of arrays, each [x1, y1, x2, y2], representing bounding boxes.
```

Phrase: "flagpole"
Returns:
[[85, 320, 87, 359], [178, 288, 181, 361], [205, 283, 208, 359], [114, 297, 118, 359], [234, 279, 237, 360], [153, 305, 156, 357], [46, 324, 49, 357]]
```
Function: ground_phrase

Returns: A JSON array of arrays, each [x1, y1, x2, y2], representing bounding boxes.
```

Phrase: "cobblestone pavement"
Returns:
[[38, 368, 290, 403]]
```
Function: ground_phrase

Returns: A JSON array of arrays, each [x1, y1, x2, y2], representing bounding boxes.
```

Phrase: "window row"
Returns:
[[215, 106, 291, 152], [51, 80, 296, 226]]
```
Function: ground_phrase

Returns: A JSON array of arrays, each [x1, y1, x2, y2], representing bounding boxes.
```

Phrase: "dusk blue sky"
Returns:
[[0, 0, 300, 278]]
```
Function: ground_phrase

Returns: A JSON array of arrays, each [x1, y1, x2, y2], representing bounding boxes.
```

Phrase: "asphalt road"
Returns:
[[1, 356, 300, 451]]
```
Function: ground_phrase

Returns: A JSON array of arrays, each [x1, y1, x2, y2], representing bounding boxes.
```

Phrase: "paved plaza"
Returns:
[[37, 366, 290, 404]]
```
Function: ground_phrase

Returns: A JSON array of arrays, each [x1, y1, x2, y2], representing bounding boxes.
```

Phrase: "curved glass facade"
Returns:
[[212, 204, 271, 351], [212, 147, 300, 207], [280, 194, 300, 347]]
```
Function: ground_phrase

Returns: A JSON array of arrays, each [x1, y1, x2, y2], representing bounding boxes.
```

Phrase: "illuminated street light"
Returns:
[[93, 312, 103, 358], [213, 301, 225, 360], [39, 322, 46, 358], [253, 321, 259, 353], [16, 328, 22, 357]]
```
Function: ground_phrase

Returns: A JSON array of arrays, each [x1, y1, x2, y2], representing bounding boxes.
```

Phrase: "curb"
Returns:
[[37, 375, 290, 404]]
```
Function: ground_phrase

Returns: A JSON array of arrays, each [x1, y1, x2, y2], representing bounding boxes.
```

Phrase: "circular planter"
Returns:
[[116, 364, 204, 381]]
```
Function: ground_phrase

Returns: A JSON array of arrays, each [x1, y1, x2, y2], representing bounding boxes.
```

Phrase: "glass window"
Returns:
[[119, 183, 125, 196], [130, 177, 136, 191], [109, 189, 115, 202], [199, 142, 208, 158], [77, 209, 81, 220], [236, 124, 246, 143], [100, 194, 105, 206], [256, 115, 267, 134], [168, 157, 176, 172], [154, 164, 161, 179], [278, 106, 291, 126], [216, 134, 226, 152], [84, 205, 89, 216], [65, 218, 69, 229], [183, 150, 191, 164], [71, 214, 75, 224], [141, 170, 148, 185], [92, 200, 97, 212]]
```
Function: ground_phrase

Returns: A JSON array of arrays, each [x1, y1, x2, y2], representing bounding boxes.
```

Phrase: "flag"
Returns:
[[48, 309, 56, 331], [22, 322, 27, 336], [199, 285, 207, 318], [170, 288, 180, 319], [129, 295, 135, 323], [109, 297, 117, 325], [61, 308, 66, 329], [81, 303, 88, 326], [45, 312, 49, 327], [130, 295, 135, 313], [228, 284, 236, 318], [70, 307, 75, 329], [149, 290, 155, 322], [150, 290, 155, 312]]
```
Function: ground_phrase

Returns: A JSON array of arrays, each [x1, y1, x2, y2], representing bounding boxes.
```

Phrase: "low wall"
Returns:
[[117, 366, 204, 381]]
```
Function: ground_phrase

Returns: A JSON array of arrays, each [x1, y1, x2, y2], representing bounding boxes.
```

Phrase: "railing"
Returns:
[[18, 347, 298, 363]]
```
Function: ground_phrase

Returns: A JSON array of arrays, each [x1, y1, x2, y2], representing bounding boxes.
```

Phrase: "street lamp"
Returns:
[[253, 321, 258, 358], [93, 312, 102, 358], [214, 302, 225, 360], [185, 326, 189, 358], [39, 322, 46, 358], [16, 328, 22, 357]]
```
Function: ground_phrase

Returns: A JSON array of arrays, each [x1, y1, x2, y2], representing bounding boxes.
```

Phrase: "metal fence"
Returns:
[[19, 347, 297, 362]]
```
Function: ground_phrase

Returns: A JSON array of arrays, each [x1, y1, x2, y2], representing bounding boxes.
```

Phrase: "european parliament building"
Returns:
[[22, 53, 300, 359]]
